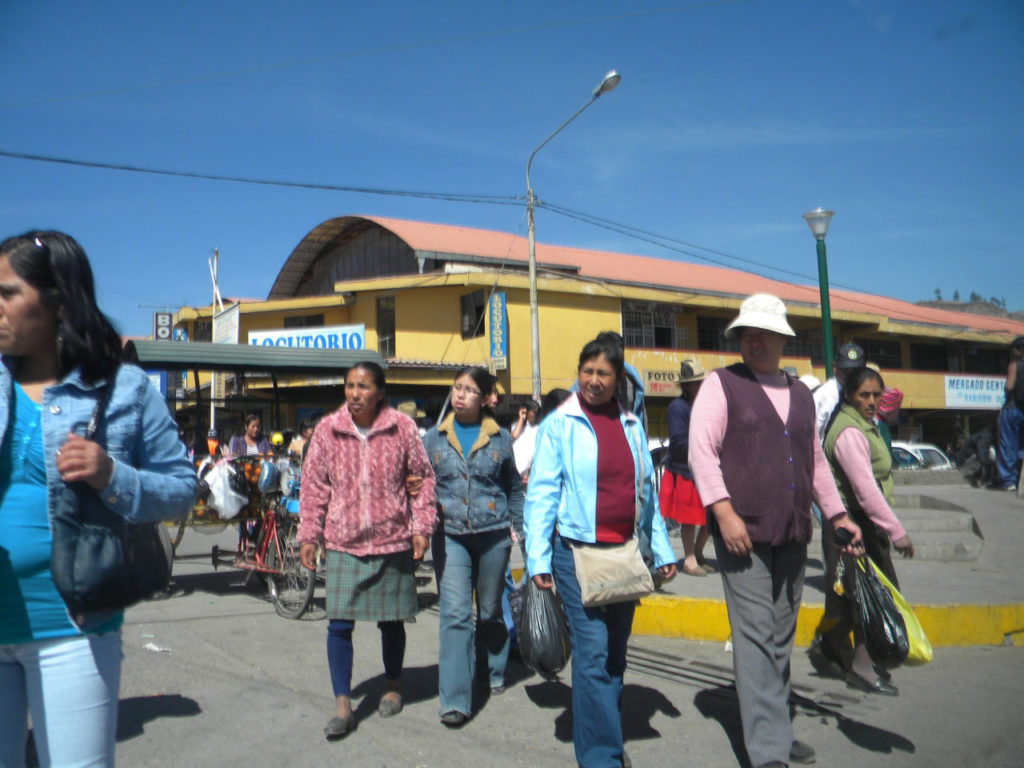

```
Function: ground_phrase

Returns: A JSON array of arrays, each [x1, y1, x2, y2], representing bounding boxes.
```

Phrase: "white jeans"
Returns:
[[0, 631, 122, 768]]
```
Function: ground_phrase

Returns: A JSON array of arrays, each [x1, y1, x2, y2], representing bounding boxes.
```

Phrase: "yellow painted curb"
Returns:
[[631, 595, 1024, 648]]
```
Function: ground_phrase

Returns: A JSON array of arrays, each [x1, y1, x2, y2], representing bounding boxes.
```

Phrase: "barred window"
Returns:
[[696, 317, 738, 352], [853, 338, 901, 370], [621, 301, 686, 349], [460, 290, 485, 339], [377, 296, 395, 358]]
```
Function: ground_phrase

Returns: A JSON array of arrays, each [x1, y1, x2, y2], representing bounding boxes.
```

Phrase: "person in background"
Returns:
[[0, 231, 196, 767], [423, 367, 524, 727], [511, 398, 540, 477], [876, 386, 903, 458], [287, 415, 319, 458], [993, 336, 1024, 491], [812, 366, 914, 695], [659, 357, 711, 577], [227, 412, 272, 457], [958, 425, 997, 487], [396, 399, 428, 436], [689, 294, 863, 768], [525, 334, 676, 768], [813, 342, 865, 442], [297, 362, 436, 740]]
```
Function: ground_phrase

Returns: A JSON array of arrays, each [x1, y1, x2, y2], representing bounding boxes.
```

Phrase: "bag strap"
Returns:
[[84, 385, 111, 441]]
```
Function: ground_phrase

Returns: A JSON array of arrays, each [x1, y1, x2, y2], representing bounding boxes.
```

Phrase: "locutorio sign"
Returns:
[[248, 324, 366, 350]]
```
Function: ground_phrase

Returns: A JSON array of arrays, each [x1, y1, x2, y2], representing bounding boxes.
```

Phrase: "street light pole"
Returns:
[[525, 70, 621, 402], [802, 208, 835, 379]]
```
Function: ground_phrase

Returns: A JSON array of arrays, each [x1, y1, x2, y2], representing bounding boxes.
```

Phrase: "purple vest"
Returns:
[[716, 364, 815, 546]]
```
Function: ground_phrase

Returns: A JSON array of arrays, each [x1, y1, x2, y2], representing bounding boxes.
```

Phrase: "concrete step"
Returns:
[[910, 531, 984, 562], [896, 507, 978, 534]]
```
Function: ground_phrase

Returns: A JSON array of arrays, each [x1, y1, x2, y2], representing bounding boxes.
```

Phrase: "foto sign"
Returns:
[[248, 324, 366, 350]]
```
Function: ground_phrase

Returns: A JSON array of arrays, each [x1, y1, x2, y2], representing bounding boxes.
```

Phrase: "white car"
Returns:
[[891, 441, 954, 471]]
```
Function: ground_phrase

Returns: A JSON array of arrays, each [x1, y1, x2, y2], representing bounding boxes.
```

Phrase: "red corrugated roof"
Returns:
[[363, 215, 1024, 336]]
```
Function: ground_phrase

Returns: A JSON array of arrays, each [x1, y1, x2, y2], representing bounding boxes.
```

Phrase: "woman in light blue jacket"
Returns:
[[423, 366, 524, 727], [524, 334, 676, 768], [0, 231, 196, 767]]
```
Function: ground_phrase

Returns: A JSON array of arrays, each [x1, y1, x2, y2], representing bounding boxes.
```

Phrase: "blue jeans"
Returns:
[[551, 535, 635, 768], [0, 631, 122, 768], [996, 405, 1024, 487], [433, 529, 511, 716]]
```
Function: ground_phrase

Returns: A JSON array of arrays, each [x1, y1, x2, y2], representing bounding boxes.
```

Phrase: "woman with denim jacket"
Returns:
[[0, 231, 197, 767], [422, 366, 524, 727], [524, 334, 677, 768]]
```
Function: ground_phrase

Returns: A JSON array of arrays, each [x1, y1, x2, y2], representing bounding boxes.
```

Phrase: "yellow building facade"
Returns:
[[169, 215, 1024, 451]]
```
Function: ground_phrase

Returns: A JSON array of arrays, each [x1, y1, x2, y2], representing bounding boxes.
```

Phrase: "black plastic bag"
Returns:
[[851, 555, 909, 668], [511, 579, 571, 679]]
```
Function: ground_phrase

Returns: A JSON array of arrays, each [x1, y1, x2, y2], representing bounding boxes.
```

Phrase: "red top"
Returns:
[[579, 396, 636, 542]]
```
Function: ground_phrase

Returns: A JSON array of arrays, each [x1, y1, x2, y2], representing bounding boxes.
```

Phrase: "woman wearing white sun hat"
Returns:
[[688, 293, 864, 768]]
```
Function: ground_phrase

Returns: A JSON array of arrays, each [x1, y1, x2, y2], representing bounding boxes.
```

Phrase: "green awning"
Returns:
[[123, 340, 385, 374]]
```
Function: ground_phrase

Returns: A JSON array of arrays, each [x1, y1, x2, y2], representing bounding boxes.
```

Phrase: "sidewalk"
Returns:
[[508, 482, 1024, 647]]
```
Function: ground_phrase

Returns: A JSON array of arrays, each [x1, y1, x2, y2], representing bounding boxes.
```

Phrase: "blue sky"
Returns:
[[2, 0, 1022, 337]]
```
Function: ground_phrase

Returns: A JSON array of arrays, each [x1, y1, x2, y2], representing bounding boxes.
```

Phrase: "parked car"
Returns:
[[891, 441, 954, 470]]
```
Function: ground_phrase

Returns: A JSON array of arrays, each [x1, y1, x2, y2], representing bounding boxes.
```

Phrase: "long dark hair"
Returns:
[[0, 231, 122, 383]]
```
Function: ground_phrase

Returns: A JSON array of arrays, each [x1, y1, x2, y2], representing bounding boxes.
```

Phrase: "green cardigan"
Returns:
[[822, 403, 894, 511]]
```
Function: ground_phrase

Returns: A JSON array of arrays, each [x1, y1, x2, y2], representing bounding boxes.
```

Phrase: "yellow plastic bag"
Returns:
[[868, 559, 933, 665]]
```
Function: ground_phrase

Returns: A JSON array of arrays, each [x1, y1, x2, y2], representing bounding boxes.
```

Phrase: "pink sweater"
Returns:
[[832, 427, 907, 540], [689, 370, 847, 520], [297, 404, 437, 556]]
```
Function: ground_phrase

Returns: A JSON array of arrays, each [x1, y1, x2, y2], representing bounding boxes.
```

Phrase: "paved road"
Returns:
[[110, 520, 1024, 768]]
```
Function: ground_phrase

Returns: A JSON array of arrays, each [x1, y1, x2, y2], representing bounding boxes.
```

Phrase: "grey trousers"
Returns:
[[715, 538, 807, 767]]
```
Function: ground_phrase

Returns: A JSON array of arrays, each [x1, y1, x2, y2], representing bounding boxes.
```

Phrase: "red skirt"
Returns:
[[658, 470, 707, 526]]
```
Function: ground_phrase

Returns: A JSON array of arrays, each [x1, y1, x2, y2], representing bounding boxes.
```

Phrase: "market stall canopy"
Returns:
[[124, 340, 385, 374]]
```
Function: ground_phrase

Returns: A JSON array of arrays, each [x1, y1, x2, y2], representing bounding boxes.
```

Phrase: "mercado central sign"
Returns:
[[944, 374, 1004, 410], [248, 324, 366, 350]]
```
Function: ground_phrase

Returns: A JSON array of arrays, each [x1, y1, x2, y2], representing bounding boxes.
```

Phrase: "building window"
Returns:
[[283, 314, 324, 328], [790, 327, 825, 366], [621, 301, 686, 349], [910, 343, 949, 372], [461, 290, 485, 339], [853, 338, 902, 370], [192, 320, 212, 342], [696, 317, 738, 352], [377, 297, 395, 358]]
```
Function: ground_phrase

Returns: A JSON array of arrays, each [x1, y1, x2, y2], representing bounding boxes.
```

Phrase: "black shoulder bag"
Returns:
[[49, 383, 174, 627]]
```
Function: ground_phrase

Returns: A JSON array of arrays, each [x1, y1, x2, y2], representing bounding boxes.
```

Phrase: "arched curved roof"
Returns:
[[269, 215, 1024, 338]]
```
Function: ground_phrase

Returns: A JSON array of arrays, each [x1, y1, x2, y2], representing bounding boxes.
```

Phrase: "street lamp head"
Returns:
[[593, 70, 621, 98], [802, 208, 834, 240]]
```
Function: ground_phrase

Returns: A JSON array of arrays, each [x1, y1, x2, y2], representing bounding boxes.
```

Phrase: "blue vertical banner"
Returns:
[[489, 290, 508, 370]]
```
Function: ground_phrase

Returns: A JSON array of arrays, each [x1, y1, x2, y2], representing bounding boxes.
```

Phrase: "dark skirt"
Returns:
[[325, 548, 418, 622]]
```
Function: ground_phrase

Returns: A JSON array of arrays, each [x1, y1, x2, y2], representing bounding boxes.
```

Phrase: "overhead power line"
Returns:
[[0, 149, 519, 206], [1, 147, 979, 329]]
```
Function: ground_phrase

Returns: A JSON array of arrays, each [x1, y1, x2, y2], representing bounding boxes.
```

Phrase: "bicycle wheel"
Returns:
[[268, 517, 316, 619]]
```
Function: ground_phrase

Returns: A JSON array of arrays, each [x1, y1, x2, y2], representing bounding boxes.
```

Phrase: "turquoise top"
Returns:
[[452, 418, 481, 460], [0, 383, 120, 642]]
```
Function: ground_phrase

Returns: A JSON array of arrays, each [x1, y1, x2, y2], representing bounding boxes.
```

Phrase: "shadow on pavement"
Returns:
[[349, 664, 439, 724], [116, 693, 203, 740], [524, 680, 682, 745], [693, 684, 917, 767]]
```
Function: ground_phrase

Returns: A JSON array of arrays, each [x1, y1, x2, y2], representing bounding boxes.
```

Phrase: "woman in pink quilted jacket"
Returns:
[[298, 361, 437, 741]]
